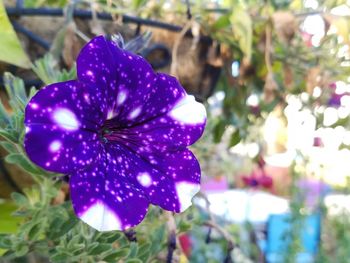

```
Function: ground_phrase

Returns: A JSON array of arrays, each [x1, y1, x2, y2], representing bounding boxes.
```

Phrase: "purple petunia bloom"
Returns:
[[24, 36, 206, 231]]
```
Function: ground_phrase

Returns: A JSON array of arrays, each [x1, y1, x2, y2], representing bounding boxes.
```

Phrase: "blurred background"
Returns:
[[1, 0, 350, 262]]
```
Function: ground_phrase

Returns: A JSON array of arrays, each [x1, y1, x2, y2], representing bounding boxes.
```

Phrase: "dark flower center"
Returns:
[[99, 128, 112, 143], [98, 120, 129, 144]]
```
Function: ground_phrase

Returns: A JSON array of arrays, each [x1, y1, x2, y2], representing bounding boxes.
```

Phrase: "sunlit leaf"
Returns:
[[229, 129, 241, 147], [0, 202, 22, 234], [0, 0, 31, 68], [212, 14, 231, 30], [230, 5, 252, 61], [213, 119, 226, 143]]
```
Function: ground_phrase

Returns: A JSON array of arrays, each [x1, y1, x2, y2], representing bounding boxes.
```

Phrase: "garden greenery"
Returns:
[[1, 0, 350, 262]]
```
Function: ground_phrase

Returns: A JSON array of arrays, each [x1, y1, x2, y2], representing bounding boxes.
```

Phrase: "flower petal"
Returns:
[[24, 125, 101, 173], [111, 73, 188, 127], [104, 72, 198, 130], [76, 36, 118, 113], [77, 36, 157, 123], [106, 94, 206, 153], [77, 36, 191, 126], [70, 149, 149, 231], [168, 95, 207, 125], [106, 144, 200, 212], [24, 80, 103, 173]]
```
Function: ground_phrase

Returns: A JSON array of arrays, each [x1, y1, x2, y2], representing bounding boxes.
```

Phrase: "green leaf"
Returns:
[[32, 54, 76, 85], [0, 129, 18, 143], [14, 243, 29, 257], [150, 224, 166, 253], [0, 234, 12, 249], [125, 259, 143, 263], [9, 113, 24, 134], [69, 244, 85, 255], [28, 86, 38, 100], [124, 31, 152, 54], [137, 242, 151, 261], [213, 14, 231, 30], [290, 0, 302, 9], [104, 231, 123, 243], [138, 251, 150, 262], [0, 141, 18, 153], [47, 219, 64, 239], [0, 101, 10, 127], [58, 217, 79, 237], [103, 248, 129, 262], [89, 243, 112, 255], [260, 98, 279, 113], [128, 242, 138, 258], [178, 220, 192, 233], [31, 54, 59, 85], [50, 252, 71, 263], [67, 235, 81, 249], [57, 67, 76, 82], [3, 73, 27, 107], [138, 242, 151, 255], [0, 202, 22, 233], [11, 192, 28, 207], [229, 129, 241, 147], [230, 5, 253, 61], [132, 0, 148, 9], [20, 221, 38, 236], [5, 153, 42, 175], [28, 222, 42, 240], [213, 120, 226, 143], [49, 24, 69, 62], [86, 242, 99, 253], [0, 0, 31, 68], [34, 240, 50, 255]]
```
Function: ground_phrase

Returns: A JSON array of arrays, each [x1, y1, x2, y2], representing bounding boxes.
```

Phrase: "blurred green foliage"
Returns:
[[0, 56, 241, 262]]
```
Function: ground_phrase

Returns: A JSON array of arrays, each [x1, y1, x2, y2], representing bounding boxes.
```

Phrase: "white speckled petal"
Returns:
[[24, 80, 104, 173], [106, 144, 201, 213], [70, 149, 149, 231], [76, 35, 159, 124]]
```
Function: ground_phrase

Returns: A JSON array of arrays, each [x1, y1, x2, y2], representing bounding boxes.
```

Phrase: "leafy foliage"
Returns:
[[1, 0, 350, 261], [0, 58, 241, 262], [0, 68, 172, 262]]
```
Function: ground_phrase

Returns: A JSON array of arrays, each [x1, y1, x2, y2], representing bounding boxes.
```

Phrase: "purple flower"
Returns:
[[313, 137, 323, 147], [242, 175, 259, 188], [24, 36, 206, 231], [241, 170, 273, 189], [328, 93, 342, 107]]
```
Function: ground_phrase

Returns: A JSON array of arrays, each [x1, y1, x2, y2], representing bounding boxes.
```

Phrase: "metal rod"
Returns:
[[11, 20, 50, 50], [5, 7, 212, 43], [0, 77, 42, 88], [6, 7, 182, 31]]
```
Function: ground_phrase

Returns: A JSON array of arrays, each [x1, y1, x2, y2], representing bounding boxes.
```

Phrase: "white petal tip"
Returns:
[[79, 201, 122, 231], [175, 181, 200, 212], [169, 96, 206, 125]]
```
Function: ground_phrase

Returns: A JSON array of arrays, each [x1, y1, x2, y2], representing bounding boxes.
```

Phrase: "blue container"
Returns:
[[265, 213, 321, 263]]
